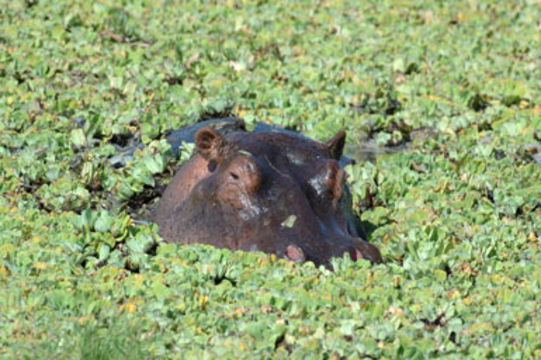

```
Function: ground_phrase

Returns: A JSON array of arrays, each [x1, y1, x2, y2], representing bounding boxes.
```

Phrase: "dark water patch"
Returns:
[[345, 140, 408, 164], [468, 93, 491, 112]]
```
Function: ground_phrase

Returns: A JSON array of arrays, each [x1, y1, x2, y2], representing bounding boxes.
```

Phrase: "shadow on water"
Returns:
[[344, 127, 439, 164]]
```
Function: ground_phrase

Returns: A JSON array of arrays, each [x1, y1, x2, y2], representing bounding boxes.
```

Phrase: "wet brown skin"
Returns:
[[152, 126, 383, 267]]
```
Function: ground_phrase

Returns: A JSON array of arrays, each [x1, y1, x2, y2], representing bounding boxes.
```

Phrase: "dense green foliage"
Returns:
[[1, 0, 541, 358]]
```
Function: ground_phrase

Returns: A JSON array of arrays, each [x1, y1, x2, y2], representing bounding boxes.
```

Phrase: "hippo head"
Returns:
[[153, 126, 382, 267]]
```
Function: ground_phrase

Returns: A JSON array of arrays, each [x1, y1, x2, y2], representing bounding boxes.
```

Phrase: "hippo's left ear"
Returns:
[[195, 127, 224, 160], [325, 130, 346, 160]]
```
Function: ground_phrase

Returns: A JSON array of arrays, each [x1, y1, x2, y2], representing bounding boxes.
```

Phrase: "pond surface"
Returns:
[[344, 127, 437, 163]]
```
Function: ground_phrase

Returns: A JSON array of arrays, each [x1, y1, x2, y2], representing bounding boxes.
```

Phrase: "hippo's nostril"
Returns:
[[351, 248, 363, 261], [230, 171, 239, 180], [285, 244, 305, 262], [352, 238, 383, 264]]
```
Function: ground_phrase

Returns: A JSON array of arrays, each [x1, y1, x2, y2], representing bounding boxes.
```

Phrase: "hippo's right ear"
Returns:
[[325, 130, 346, 160], [195, 127, 224, 160]]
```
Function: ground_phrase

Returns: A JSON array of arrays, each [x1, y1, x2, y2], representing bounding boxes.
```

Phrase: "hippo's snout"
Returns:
[[283, 236, 383, 267]]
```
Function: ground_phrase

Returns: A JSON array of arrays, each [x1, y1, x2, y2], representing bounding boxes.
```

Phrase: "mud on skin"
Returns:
[[152, 120, 383, 268]]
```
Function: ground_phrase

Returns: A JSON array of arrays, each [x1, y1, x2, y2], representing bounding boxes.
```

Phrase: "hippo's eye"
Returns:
[[208, 160, 217, 172]]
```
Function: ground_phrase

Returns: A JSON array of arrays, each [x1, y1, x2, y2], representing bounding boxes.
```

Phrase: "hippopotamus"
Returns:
[[152, 118, 383, 267]]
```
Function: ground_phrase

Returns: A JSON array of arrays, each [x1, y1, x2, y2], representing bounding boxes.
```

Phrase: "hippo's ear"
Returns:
[[325, 130, 346, 160], [195, 127, 224, 160]]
